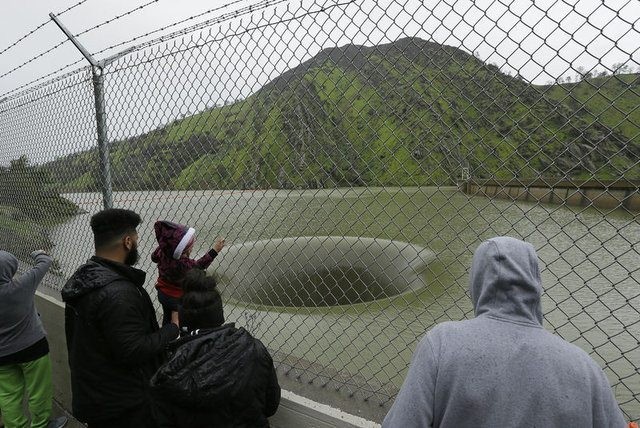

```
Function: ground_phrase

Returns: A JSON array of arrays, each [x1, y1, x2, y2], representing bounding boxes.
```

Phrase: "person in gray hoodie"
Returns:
[[0, 250, 67, 428], [383, 236, 626, 428]]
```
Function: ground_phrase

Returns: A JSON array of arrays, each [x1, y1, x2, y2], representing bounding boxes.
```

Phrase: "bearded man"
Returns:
[[62, 209, 179, 428]]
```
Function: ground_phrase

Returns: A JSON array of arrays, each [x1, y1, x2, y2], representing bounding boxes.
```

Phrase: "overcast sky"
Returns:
[[1, 0, 639, 164], [0, 0, 258, 95], [2, 0, 639, 94]]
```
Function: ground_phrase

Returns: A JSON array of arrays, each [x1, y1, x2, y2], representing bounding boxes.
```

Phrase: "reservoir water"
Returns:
[[50, 187, 639, 417]]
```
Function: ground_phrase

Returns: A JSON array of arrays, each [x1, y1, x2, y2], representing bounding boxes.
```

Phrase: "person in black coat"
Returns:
[[61, 209, 179, 427], [150, 268, 281, 428]]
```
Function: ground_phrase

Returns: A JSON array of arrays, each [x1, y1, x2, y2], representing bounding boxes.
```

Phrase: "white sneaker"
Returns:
[[47, 416, 68, 428]]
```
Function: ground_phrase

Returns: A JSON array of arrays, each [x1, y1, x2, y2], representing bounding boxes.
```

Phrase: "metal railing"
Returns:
[[0, 0, 638, 421]]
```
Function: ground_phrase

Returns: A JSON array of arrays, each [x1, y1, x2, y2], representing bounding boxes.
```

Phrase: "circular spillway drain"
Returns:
[[213, 236, 432, 307]]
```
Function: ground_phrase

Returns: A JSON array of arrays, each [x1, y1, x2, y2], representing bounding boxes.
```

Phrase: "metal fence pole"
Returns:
[[91, 67, 113, 209], [50, 13, 113, 209]]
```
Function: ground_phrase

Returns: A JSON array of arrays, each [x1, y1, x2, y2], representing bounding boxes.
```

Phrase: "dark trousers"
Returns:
[[87, 404, 155, 428], [157, 290, 180, 326]]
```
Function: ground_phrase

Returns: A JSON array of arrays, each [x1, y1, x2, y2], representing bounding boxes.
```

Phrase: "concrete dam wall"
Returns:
[[460, 179, 640, 211]]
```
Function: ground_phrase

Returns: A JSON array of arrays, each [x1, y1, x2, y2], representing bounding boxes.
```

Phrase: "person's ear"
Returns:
[[123, 235, 134, 251]]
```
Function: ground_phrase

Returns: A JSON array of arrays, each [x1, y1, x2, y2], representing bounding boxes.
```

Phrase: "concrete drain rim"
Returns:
[[212, 236, 433, 308]]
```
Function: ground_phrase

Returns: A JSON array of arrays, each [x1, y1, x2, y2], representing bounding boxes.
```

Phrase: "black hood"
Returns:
[[61, 256, 146, 302], [150, 324, 260, 408]]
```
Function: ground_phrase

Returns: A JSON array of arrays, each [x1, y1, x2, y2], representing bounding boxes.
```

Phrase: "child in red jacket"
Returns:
[[151, 220, 225, 326]]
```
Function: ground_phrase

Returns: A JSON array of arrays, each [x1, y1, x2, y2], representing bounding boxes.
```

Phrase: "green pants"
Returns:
[[0, 354, 52, 428]]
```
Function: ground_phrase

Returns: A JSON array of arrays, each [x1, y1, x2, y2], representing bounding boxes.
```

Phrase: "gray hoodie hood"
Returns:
[[469, 236, 543, 325], [0, 250, 19, 285]]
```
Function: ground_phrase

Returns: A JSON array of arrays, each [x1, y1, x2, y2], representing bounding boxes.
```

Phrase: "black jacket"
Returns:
[[150, 324, 281, 428], [61, 256, 179, 423]]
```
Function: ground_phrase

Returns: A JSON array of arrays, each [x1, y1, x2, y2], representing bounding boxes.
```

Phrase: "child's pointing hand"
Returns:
[[213, 238, 226, 253]]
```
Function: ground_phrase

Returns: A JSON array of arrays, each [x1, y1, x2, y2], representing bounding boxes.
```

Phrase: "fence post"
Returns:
[[91, 67, 113, 209], [49, 13, 113, 209]]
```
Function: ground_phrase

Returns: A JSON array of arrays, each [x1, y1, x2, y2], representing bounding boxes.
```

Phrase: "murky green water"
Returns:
[[51, 187, 639, 417]]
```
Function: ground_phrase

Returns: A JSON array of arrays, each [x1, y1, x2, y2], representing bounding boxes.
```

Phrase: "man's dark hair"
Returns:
[[90, 208, 141, 250], [180, 269, 224, 330]]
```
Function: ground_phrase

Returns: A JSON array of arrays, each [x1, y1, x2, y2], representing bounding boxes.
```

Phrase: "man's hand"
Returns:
[[213, 238, 226, 253]]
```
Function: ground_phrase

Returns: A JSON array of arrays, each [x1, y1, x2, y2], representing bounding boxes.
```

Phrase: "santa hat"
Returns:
[[154, 220, 196, 260]]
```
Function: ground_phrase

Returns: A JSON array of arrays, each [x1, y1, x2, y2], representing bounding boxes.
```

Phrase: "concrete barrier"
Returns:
[[459, 178, 640, 211], [34, 292, 380, 428]]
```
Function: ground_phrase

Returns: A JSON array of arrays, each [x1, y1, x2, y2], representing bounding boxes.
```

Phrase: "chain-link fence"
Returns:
[[1, 0, 639, 422]]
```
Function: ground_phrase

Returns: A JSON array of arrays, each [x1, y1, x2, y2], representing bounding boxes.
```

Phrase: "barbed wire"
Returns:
[[0, 71, 90, 115], [0, 59, 87, 104], [107, 0, 352, 74], [74, 0, 161, 39], [90, 0, 261, 60], [0, 0, 274, 99], [0, 40, 70, 82], [105, 0, 292, 60], [0, 0, 162, 82], [0, 0, 93, 57], [0, 0, 289, 98], [0, 23, 52, 58]]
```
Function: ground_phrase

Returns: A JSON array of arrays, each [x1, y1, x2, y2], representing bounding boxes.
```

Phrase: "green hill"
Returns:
[[0, 156, 81, 261], [46, 37, 640, 191], [545, 73, 640, 149]]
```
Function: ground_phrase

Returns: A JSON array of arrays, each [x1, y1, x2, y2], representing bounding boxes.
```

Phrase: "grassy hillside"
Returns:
[[545, 73, 640, 147], [46, 37, 640, 191], [0, 156, 81, 262], [0, 205, 51, 259]]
